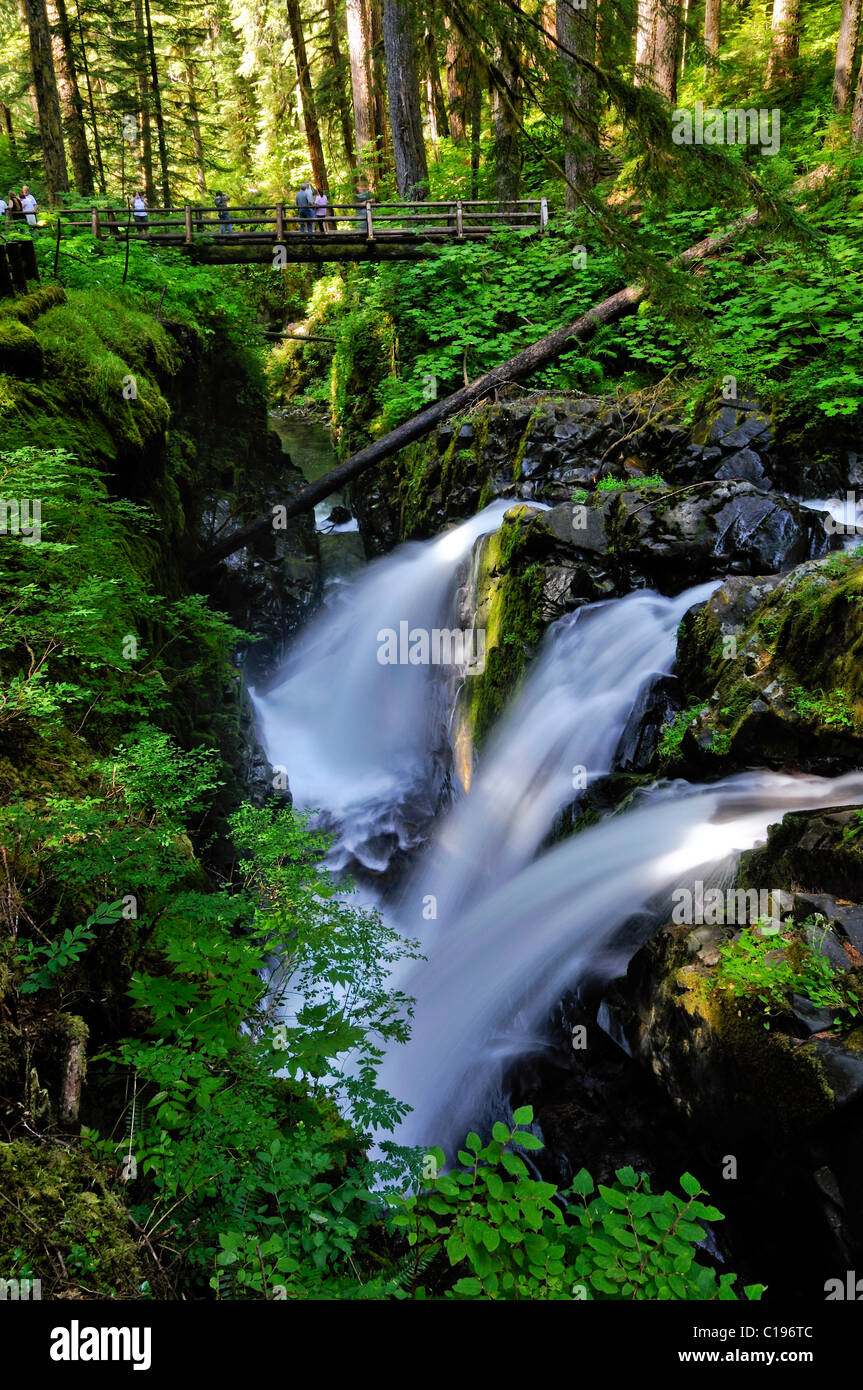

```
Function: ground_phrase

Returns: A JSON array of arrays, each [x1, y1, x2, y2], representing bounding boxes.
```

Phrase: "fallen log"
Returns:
[[195, 167, 829, 573]]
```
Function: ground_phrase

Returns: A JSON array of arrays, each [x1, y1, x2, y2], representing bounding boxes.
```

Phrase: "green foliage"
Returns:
[[387, 1107, 763, 1301], [596, 473, 667, 491], [788, 684, 854, 729], [15, 900, 123, 994], [658, 703, 707, 759], [710, 916, 861, 1030]]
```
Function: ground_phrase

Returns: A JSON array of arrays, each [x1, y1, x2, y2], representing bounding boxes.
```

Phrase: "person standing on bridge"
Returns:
[[132, 192, 148, 230], [296, 181, 315, 233], [354, 178, 372, 232], [214, 191, 233, 235], [21, 186, 37, 229], [314, 186, 330, 232]]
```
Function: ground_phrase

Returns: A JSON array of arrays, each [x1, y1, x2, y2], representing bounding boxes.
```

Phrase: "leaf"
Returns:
[[512, 1105, 533, 1125]]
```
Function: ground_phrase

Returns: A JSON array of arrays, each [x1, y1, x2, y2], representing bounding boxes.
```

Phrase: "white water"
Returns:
[[251, 500, 516, 872], [399, 581, 718, 935], [380, 770, 863, 1155]]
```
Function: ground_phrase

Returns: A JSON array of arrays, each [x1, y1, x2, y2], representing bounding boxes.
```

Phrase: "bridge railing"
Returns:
[[56, 198, 550, 243]]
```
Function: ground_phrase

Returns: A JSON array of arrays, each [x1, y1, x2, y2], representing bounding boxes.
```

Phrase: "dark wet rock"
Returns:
[[326, 504, 351, 526], [739, 808, 863, 905], [792, 894, 863, 958], [716, 447, 771, 491], [614, 674, 681, 773]]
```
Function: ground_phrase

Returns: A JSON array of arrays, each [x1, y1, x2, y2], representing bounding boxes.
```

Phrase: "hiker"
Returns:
[[314, 186, 330, 232], [7, 191, 24, 222], [214, 190, 233, 234], [132, 191, 148, 229], [354, 178, 372, 232], [20, 186, 37, 227], [0, 195, 7, 219], [296, 180, 314, 233]]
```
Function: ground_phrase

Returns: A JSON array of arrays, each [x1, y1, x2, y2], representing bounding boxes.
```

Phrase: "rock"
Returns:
[[614, 675, 681, 773], [789, 993, 835, 1035], [716, 448, 771, 491], [326, 504, 351, 526], [812, 1037, 863, 1106]]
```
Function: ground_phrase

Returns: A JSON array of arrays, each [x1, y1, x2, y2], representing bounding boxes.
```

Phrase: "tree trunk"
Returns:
[[851, 37, 863, 137], [556, 0, 598, 201], [346, 0, 381, 179], [652, 0, 682, 101], [369, 0, 390, 176], [73, 0, 105, 192], [143, 0, 170, 204], [286, 0, 328, 192], [185, 58, 207, 193], [766, 0, 801, 87], [833, 0, 860, 111], [704, 0, 721, 60], [325, 0, 357, 171], [445, 22, 472, 141], [470, 77, 481, 198], [0, 103, 16, 155], [196, 166, 831, 572], [46, 0, 92, 194], [425, 29, 449, 139], [492, 38, 522, 202], [22, 0, 69, 202], [382, 0, 429, 198], [134, 0, 155, 202], [634, 0, 657, 86]]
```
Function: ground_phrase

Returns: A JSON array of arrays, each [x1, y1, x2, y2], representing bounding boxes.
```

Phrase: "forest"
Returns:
[[2, 0, 863, 1349]]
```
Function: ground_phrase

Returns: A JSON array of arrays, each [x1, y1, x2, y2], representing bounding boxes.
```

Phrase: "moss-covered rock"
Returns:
[[0, 319, 43, 379], [668, 553, 863, 775], [0, 1140, 145, 1298]]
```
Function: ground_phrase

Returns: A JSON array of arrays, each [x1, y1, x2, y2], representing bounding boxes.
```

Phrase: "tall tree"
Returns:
[[184, 54, 207, 193], [133, 0, 155, 201], [556, 0, 599, 200], [766, 0, 801, 87], [833, 0, 860, 111], [286, 0, 328, 191], [143, 0, 170, 203], [22, 0, 69, 201], [425, 27, 449, 140], [652, 0, 682, 100], [46, 0, 93, 193], [492, 36, 522, 202], [346, 0, 384, 179], [325, 0, 357, 171], [852, 34, 863, 137], [634, 0, 657, 86], [445, 19, 472, 141], [382, 0, 429, 197], [703, 0, 721, 63], [73, 0, 105, 191]]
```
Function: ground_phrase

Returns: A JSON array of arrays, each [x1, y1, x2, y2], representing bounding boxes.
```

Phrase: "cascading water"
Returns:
[[399, 581, 719, 935], [379, 770, 863, 1155], [251, 500, 516, 874]]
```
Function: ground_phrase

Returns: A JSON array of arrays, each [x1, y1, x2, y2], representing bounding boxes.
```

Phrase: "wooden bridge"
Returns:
[[56, 199, 550, 264]]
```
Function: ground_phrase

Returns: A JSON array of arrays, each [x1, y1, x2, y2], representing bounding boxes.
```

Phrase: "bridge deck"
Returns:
[[57, 198, 550, 264]]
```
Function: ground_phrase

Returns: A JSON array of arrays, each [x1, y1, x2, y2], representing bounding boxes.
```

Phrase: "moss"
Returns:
[[0, 320, 43, 379], [0, 1140, 145, 1298], [463, 510, 547, 746]]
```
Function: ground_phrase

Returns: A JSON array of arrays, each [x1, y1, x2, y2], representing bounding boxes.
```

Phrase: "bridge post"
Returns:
[[365, 201, 374, 240], [276, 203, 285, 241], [184, 204, 193, 243], [540, 197, 549, 232], [456, 199, 464, 239], [91, 206, 101, 239]]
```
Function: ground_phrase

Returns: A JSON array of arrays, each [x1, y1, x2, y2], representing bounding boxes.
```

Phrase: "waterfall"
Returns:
[[251, 501, 517, 874], [399, 581, 719, 935], [379, 770, 863, 1156]]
